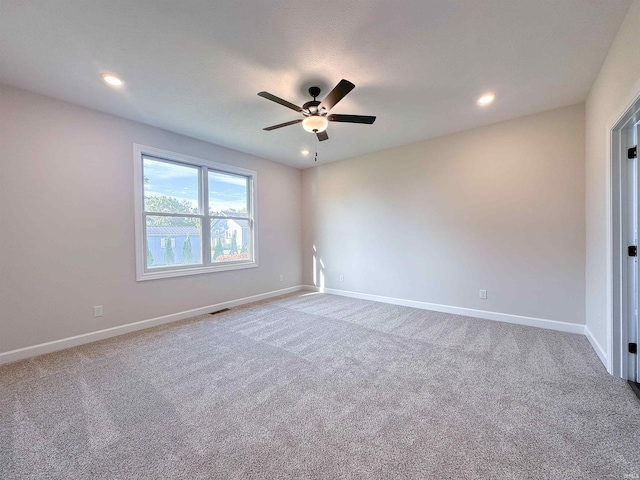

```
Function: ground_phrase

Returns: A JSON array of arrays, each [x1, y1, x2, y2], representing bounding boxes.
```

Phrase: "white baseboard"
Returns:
[[1, 285, 597, 367], [0, 285, 304, 366], [584, 325, 608, 367], [302, 285, 585, 335]]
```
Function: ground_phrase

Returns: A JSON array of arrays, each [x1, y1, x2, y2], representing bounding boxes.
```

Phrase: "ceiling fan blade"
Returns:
[[316, 130, 329, 142], [257, 91, 303, 113], [328, 114, 376, 124], [319, 79, 355, 112], [263, 119, 303, 131]]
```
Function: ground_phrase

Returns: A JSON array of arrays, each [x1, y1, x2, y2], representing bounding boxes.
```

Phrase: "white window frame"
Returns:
[[133, 144, 258, 281]]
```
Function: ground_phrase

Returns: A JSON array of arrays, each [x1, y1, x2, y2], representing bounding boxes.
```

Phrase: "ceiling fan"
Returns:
[[258, 79, 376, 141]]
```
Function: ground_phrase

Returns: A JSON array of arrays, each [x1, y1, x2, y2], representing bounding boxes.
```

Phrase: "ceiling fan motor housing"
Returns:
[[302, 100, 323, 116], [303, 87, 326, 115]]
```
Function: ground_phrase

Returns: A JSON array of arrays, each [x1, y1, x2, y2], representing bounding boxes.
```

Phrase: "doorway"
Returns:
[[610, 97, 640, 384]]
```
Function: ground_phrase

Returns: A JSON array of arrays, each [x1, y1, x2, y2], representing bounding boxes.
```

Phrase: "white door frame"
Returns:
[[607, 79, 640, 378]]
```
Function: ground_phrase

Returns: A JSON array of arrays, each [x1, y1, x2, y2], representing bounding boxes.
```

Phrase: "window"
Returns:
[[134, 144, 257, 281]]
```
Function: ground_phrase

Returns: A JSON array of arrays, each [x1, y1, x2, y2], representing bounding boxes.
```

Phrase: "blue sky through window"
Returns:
[[209, 170, 248, 214], [143, 157, 248, 212]]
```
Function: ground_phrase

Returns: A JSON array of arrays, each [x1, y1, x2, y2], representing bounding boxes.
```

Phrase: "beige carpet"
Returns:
[[1, 292, 639, 479]]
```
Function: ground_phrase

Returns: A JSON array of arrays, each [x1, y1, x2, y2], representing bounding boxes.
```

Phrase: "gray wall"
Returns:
[[585, 0, 640, 358], [0, 84, 302, 353], [302, 104, 585, 324]]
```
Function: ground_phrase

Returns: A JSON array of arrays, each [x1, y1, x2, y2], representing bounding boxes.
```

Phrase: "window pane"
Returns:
[[211, 218, 251, 263], [145, 216, 202, 268], [209, 170, 248, 217], [144, 157, 200, 214]]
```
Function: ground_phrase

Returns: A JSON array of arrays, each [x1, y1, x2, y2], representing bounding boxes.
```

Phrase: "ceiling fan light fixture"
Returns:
[[302, 115, 328, 133], [258, 80, 374, 142]]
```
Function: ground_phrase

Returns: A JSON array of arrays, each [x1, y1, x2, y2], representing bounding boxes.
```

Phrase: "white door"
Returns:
[[623, 123, 639, 383], [635, 124, 640, 383], [628, 124, 640, 383]]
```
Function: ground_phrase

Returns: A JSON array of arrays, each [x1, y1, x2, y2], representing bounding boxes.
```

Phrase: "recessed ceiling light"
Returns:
[[477, 93, 495, 106], [301, 149, 310, 155], [101, 73, 124, 87]]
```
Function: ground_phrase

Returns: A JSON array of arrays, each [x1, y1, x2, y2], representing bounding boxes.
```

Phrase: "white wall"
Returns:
[[302, 104, 585, 325], [14, 4, 640, 357], [585, 0, 640, 363], [0, 84, 302, 354]]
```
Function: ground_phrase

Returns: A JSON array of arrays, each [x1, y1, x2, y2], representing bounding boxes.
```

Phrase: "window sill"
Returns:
[[137, 261, 258, 282]]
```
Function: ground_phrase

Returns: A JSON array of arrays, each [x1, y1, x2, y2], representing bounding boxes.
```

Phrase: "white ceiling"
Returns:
[[0, 1, 630, 168]]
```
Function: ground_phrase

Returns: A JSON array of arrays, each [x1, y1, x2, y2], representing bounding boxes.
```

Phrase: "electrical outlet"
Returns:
[[93, 305, 103, 317], [279, 274, 284, 282], [339, 274, 344, 282], [479, 289, 487, 300]]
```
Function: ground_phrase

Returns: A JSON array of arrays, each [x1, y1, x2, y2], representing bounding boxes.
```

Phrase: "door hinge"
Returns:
[[628, 245, 637, 257], [630, 343, 638, 354], [629, 146, 637, 159]]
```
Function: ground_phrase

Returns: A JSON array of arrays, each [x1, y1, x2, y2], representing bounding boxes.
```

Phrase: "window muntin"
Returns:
[[135, 145, 257, 281]]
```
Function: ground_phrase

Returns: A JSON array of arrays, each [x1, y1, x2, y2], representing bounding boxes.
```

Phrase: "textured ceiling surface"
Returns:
[[0, 0, 630, 168]]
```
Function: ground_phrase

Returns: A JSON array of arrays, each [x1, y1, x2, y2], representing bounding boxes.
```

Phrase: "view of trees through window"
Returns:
[[142, 156, 252, 270]]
